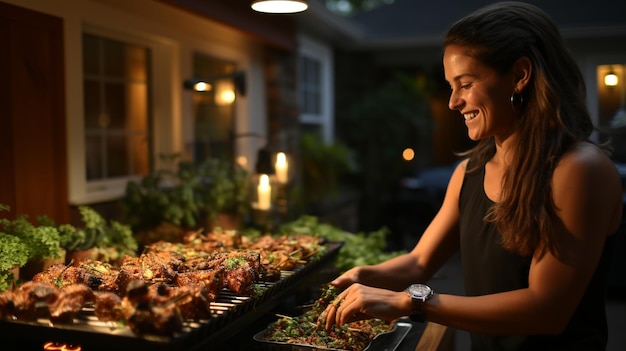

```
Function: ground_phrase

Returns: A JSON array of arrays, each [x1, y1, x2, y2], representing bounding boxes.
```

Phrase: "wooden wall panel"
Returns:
[[0, 2, 69, 223]]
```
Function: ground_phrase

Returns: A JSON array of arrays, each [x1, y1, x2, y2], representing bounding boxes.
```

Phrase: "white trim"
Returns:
[[298, 34, 335, 144]]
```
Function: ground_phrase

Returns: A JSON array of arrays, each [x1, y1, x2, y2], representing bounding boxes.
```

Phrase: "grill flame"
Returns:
[[43, 342, 82, 351]]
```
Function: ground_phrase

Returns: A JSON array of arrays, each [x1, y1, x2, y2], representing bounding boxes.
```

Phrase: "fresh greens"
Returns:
[[279, 215, 406, 272]]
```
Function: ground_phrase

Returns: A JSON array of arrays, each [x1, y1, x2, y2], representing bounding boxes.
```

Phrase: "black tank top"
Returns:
[[459, 158, 615, 351]]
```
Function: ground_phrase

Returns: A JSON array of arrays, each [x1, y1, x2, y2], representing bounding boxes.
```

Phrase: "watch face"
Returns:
[[409, 284, 432, 298]]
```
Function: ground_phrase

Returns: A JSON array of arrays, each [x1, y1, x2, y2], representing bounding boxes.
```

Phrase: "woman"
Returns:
[[321, 2, 622, 350]]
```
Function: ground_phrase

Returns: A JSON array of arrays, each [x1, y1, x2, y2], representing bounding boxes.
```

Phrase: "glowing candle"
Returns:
[[275, 152, 288, 184], [257, 174, 271, 210]]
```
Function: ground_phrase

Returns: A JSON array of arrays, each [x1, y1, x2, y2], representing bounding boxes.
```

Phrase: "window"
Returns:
[[297, 35, 334, 143], [299, 55, 321, 116], [191, 53, 237, 163], [82, 33, 152, 182]]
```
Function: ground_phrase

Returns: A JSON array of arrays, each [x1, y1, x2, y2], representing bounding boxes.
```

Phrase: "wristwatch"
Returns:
[[406, 283, 433, 322]]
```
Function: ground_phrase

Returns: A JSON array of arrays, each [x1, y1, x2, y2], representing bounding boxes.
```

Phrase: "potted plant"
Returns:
[[121, 154, 202, 246], [54, 206, 138, 266], [196, 158, 251, 230], [0, 205, 64, 281], [0, 232, 29, 291]]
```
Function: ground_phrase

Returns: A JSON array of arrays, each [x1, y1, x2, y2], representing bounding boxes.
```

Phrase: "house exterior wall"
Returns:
[[0, 0, 272, 207]]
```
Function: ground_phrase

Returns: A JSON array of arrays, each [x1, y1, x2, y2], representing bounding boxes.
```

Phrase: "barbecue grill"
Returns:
[[0, 242, 343, 351]]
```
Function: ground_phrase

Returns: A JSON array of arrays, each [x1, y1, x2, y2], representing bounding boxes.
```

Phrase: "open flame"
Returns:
[[43, 342, 82, 351]]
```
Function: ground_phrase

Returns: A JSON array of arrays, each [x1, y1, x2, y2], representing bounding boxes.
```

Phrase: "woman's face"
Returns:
[[443, 45, 517, 142]]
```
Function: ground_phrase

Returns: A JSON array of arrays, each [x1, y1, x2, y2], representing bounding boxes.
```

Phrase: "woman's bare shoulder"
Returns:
[[553, 142, 622, 233]]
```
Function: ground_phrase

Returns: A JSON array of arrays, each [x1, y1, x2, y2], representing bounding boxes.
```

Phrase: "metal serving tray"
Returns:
[[253, 321, 413, 351]]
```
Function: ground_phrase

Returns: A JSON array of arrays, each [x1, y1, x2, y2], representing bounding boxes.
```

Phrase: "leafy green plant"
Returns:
[[43, 206, 137, 263], [0, 232, 29, 291], [0, 204, 64, 290], [121, 154, 201, 230], [299, 133, 357, 206], [0, 208, 63, 262], [122, 155, 251, 234], [279, 215, 405, 272], [195, 158, 250, 220]]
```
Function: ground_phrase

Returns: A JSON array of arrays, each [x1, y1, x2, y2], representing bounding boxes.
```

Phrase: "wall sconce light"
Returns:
[[605, 71, 619, 87], [251, 0, 308, 13], [255, 148, 275, 175], [183, 71, 246, 96]]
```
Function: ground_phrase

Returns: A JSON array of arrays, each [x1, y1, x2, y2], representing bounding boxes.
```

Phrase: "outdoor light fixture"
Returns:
[[605, 71, 619, 87], [183, 71, 246, 96], [251, 0, 308, 13]]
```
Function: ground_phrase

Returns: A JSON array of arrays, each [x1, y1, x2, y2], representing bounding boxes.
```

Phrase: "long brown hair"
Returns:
[[445, 2, 596, 257]]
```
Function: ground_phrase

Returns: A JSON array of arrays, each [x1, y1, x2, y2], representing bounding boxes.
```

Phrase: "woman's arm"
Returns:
[[331, 159, 467, 292]]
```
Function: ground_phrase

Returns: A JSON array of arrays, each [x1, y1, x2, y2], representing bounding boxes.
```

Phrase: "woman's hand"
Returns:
[[330, 266, 361, 289], [321, 283, 411, 330]]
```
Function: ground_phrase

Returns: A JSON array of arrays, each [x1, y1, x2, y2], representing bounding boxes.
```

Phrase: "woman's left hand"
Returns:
[[320, 283, 410, 330]]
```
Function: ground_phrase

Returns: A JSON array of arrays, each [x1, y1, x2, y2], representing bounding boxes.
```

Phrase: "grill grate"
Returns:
[[0, 242, 342, 351]]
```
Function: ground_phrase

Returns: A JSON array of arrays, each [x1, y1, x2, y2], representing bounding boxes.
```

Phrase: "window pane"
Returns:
[[130, 134, 150, 175], [103, 39, 126, 78], [83, 33, 151, 182], [192, 52, 236, 163], [82, 34, 99, 76], [84, 80, 102, 129], [85, 134, 103, 179], [107, 134, 129, 178], [104, 82, 126, 129], [299, 55, 322, 115]]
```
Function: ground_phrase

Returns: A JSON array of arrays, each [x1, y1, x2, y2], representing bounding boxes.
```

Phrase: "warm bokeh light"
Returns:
[[193, 81, 212, 92], [251, 0, 308, 13], [275, 152, 288, 184], [402, 148, 415, 161], [605, 72, 619, 87], [236, 156, 248, 168]]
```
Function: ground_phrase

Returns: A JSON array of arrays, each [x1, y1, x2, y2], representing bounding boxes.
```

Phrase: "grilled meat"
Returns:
[[175, 268, 224, 301], [122, 280, 184, 336], [93, 291, 123, 322], [49, 284, 95, 323], [10, 281, 60, 320]]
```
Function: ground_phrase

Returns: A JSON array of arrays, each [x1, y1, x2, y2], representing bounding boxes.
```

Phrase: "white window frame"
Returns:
[[298, 35, 334, 144], [68, 24, 177, 205]]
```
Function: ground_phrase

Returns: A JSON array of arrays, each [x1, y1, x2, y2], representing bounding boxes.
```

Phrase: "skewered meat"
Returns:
[[126, 301, 183, 336], [0, 282, 94, 323], [49, 284, 95, 323], [94, 291, 123, 322], [148, 283, 213, 320], [33, 261, 120, 292], [9, 281, 60, 320], [1, 230, 331, 337], [118, 252, 178, 287], [175, 268, 224, 301], [0, 290, 13, 319], [122, 280, 184, 336]]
